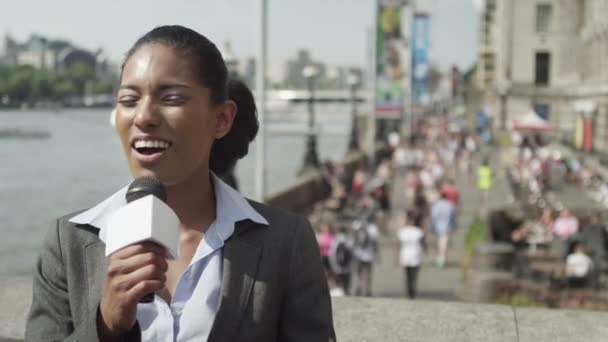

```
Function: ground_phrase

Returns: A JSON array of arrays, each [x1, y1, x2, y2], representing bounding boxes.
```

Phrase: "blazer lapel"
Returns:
[[208, 220, 263, 341], [83, 238, 106, 310]]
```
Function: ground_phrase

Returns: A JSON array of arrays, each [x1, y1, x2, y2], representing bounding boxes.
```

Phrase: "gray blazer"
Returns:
[[25, 201, 335, 341]]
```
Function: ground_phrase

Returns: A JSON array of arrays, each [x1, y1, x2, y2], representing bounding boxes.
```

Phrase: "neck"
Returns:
[[166, 171, 216, 233]]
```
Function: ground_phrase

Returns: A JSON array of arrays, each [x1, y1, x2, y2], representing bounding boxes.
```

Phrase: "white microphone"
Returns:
[[105, 176, 179, 302]]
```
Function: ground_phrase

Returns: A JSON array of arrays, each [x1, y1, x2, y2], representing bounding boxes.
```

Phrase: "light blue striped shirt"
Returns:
[[69, 174, 268, 341]]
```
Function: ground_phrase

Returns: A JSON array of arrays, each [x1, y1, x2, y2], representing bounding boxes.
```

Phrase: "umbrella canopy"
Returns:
[[511, 109, 552, 132]]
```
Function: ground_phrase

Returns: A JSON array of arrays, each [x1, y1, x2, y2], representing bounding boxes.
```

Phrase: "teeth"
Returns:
[[134, 139, 170, 149]]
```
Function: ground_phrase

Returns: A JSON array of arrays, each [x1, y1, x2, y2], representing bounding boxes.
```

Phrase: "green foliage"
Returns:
[[465, 216, 488, 255], [0, 63, 116, 105], [89, 78, 114, 95], [461, 216, 488, 280], [66, 62, 96, 96], [496, 293, 541, 308]]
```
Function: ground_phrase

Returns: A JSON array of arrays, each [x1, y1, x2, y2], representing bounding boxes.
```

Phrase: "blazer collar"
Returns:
[[68, 173, 268, 243]]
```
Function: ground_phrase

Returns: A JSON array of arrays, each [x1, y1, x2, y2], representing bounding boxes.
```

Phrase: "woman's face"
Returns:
[[115, 43, 234, 185], [321, 223, 331, 233]]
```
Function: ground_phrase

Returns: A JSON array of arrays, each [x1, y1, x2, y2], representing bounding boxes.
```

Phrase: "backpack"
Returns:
[[355, 224, 372, 250], [334, 240, 352, 268]]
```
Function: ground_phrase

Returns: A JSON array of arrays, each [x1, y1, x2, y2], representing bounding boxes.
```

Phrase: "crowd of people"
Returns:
[[311, 122, 480, 299], [496, 133, 608, 289], [312, 118, 608, 305]]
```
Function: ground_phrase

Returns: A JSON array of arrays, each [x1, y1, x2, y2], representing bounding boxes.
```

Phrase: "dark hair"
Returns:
[[121, 25, 258, 174], [406, 209, 417, 223]]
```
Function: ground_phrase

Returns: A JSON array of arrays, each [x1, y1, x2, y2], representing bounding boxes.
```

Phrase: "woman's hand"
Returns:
[[97, 242, 168, 338]]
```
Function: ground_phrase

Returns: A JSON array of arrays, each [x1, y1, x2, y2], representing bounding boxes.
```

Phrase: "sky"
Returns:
[[0, 0, 479, 71]]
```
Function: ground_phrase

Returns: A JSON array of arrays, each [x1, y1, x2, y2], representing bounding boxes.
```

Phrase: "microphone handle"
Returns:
[[140, 293, 154, 303]]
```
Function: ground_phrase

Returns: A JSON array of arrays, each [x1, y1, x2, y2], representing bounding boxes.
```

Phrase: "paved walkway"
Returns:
[[369, 152, 512, 300]]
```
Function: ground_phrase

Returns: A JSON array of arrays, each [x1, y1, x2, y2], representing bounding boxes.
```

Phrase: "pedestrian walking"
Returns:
[[397, 210, 425, 299], [329, 226, 355, 295], [477, 158, 493, 207], [352, 215, 379, 296], [430, 191, 457, 268], [316, 222, 336, 281]]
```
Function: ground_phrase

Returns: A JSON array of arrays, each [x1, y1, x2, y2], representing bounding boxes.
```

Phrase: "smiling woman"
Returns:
[[25, 25, 335, 342]]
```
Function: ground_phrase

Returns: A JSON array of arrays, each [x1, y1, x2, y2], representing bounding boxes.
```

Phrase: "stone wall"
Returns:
[[264, 145, 391, 214]]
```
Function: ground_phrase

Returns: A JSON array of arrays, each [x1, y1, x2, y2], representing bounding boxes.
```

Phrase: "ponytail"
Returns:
[[209, 78, 259, 174]]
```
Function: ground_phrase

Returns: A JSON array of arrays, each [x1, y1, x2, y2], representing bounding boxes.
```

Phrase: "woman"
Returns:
[[25, 25, 335, 341], [397, 210, 424, 299], [316, 222, 336, 279]]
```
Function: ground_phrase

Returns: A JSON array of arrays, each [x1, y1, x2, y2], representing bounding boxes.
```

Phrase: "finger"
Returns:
[[125, 280, 166, 304], [111, 241, 167, 260], [109, 264, 166, 293], [107, 252, 168, 277]]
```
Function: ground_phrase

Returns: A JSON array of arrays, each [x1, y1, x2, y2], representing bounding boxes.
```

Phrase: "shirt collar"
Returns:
[[69, 173, 268, 243]]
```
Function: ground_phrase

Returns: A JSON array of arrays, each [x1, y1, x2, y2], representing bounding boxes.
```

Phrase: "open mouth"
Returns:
[[132, 139, 172, 155]]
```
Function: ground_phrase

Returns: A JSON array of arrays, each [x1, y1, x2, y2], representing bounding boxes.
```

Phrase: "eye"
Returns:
[[118, 95, 139, 108], [162, 94, 187, 105]]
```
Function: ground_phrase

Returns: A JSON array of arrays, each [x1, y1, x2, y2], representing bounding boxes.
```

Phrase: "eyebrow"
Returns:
[[118, 83, 192, 91]]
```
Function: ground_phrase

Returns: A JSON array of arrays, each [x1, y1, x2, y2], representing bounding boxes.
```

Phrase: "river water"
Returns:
[[0, 104, 353, 274]]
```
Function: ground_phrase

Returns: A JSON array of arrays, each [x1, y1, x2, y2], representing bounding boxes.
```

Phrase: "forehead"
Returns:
[[121, 43, 200, 86]]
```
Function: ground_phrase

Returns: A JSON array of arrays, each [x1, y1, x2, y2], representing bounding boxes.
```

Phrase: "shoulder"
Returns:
[[246, 200, 313, 243], [248, 200, 309, 228], [48, 210, 102, 250]]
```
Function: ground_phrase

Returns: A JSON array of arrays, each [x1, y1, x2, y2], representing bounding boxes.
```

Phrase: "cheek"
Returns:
[[174, 113, 216, 157], [114, 117, 131, 150]]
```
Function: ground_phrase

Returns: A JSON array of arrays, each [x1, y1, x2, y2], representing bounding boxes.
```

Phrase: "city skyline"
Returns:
[[0, 0, 478, 70]]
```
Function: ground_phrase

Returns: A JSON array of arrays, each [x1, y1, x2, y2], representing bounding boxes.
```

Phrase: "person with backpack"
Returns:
[[329, 226, 355, 295], [352, 213, 379, 296], [397, 210, 425, 299]]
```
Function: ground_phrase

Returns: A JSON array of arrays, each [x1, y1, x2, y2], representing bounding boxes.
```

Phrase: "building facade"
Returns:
[[476, 0, 608, 155], [0, 33, 111, 77]]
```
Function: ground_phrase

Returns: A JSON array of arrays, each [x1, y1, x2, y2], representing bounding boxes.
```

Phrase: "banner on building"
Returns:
[[375, 0, 408, 119], [411, 12, 430, 115]]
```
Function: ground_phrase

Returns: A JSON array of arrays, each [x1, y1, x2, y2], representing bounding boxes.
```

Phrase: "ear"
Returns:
[[215, 100, 237, 139], [110, 107, 117, 128]]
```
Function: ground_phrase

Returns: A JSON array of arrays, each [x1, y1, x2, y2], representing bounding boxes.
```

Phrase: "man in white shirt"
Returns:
[[397, 210, 425, 299], [566, 243, 593, 288]]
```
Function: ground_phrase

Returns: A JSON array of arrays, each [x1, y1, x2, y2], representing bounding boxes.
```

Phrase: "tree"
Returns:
[[66, 62, 96, 96], [90, 79, 114, 95], [53, 78, 77, 101], [6, 65, 36, 103]]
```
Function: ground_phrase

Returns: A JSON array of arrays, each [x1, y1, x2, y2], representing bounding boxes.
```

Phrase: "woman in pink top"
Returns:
[[317, 222, 336, 277], [552, 209, 579, 240]]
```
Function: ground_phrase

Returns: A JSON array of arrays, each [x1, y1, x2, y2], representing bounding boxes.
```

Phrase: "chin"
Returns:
[[129, 164, 163, 181]]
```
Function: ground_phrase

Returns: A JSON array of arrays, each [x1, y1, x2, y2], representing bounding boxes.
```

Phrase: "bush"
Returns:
[[461, 216, 488, 279]]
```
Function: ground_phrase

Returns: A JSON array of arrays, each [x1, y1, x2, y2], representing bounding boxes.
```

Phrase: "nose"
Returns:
[[133, 97, 162, 130]]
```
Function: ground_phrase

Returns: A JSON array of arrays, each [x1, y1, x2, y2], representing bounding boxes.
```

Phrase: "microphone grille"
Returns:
[[126, 176, 168, 204]]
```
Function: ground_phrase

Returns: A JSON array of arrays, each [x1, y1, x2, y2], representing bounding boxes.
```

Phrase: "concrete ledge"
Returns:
[[332, 297, 608, 342], [264, 150, 371, 213], [264, 144, 393, 214], [3, 276, 608, 341], [0, 276, 31, 341], [333, 297, 517, 342]]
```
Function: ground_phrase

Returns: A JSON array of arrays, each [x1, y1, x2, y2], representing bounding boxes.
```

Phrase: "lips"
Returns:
[[130, 137, 173, 165]]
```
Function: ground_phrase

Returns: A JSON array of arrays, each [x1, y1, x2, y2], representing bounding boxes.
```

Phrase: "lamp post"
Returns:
[[347, 70, 361, 153], [300, 65, 320, 173], [255, 0, 267, 201]]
